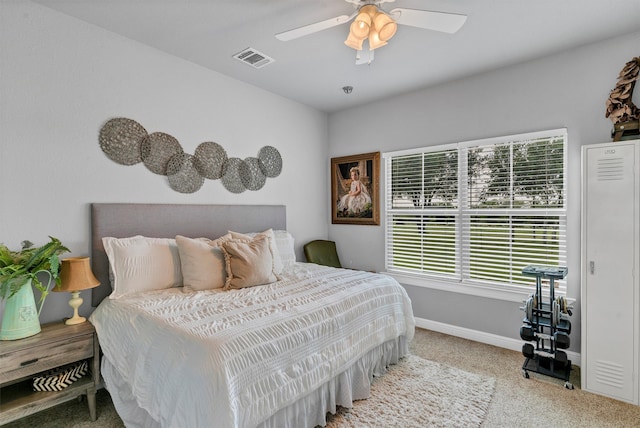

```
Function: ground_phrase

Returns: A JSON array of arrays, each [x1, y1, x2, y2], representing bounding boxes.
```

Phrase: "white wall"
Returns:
[[0, 1, 328, 324], [328, 30, 640, 352]]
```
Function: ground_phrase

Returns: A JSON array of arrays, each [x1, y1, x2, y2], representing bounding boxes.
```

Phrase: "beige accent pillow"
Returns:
[[221, 236, 278, 289], [228, 229, 283, 275], [175, 235, 231, 291]]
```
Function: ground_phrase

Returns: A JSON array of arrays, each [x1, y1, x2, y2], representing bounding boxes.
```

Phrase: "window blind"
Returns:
[[384, 129, 567, 292]]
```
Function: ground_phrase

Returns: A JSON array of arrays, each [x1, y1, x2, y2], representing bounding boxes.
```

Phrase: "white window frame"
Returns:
[[383, 129, 568, 302]]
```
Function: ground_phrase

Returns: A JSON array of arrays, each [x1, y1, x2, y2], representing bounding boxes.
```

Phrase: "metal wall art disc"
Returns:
[[99, 118, 147, 165], [221, 157, 246, 194], [98, 117, 283, 194], [239, 157, 267, 191], [166, 153, 204, 194], [140, 132, 184, 175], [257, 146, 282, 178], [193, 141, 227, 179]]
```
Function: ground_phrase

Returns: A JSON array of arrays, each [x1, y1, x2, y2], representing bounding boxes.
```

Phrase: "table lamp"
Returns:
[[55, 257, 100, 325]]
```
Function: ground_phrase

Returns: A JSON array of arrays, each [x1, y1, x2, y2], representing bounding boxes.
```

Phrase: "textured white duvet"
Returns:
[[90, 263, 415, 428]]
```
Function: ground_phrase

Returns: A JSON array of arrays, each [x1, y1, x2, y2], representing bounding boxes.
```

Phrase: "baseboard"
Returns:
[[414, 317, 581, 367]]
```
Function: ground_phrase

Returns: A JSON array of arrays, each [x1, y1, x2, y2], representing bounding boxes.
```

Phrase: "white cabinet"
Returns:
[[581, 140, 639, 405]]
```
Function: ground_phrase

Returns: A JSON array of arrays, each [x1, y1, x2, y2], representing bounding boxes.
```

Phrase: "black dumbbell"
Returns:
[[554, 331, 570, 349], [557, 319, 571, 335], [522, 343, 535, 359], [554, 350, 568, 368], [520, 325, 535, 342]]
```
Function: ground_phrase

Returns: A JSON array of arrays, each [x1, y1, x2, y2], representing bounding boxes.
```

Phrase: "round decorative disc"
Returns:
[[193, 141, 227, 179], [99, 118, 147, 165], [140, 132, 184, 175], [239, 157, 266, 191], [166, 153, 205, 194], [221, 158, 246, 194], [257, 146, 282, 178]]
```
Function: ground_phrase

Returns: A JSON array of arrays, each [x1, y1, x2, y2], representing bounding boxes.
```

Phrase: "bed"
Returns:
[[88, 203, 415, 428]]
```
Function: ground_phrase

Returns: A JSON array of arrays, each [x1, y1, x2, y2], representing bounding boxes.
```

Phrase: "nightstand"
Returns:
[[0, 321, 99, 425]]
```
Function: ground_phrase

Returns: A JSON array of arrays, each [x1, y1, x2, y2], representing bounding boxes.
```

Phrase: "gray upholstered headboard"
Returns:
[[90, 203, 286, 306]]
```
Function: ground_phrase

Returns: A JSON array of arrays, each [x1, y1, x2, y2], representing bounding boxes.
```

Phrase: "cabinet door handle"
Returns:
[[589, 261, 595, 275], [20, 358, 39, 366]]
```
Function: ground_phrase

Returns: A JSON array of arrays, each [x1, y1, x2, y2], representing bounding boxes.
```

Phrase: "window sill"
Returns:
[[385, 272, 566, 303]]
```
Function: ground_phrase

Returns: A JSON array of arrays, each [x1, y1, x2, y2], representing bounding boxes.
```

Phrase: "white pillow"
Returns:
[[103, 236, 182, 299], [175, 235, 230, 291], [273, 230, 296, 267], [228, 229, 283, 275]]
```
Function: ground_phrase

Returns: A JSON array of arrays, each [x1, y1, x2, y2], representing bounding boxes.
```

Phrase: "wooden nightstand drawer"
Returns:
[[0, 335, 93, 385]]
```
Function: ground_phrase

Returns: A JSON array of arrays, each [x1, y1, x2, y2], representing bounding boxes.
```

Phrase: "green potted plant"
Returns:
[[0, 236, 69, 340]]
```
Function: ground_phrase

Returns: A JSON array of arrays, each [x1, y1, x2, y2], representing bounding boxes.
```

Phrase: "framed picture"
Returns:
[[331, 151, 380, 225]]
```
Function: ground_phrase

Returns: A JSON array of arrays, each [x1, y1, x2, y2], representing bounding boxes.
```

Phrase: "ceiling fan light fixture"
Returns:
[[344, 31, 364, 50], [351, 11, 371, 39], [344, 5, 394, 52], [368, 30, 387, 50], [359, 5, 378, 18], [374, 12, 397, 41]]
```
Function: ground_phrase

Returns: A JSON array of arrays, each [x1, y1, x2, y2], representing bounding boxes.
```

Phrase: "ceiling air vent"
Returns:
[[232, 48, 275, 69]]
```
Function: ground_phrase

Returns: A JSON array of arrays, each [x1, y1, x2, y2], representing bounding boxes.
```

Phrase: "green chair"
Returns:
[[303, 240, 342, 268]]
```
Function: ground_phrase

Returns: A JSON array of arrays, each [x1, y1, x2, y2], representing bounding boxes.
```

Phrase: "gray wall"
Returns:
[[0, 1, 328, 324], [328, 30, 640, 352]]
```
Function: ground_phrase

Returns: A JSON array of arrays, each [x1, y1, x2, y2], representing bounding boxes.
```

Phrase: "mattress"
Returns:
[[90, 263, 415, 428]]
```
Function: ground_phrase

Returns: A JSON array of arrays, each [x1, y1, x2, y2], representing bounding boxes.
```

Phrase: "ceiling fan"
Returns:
[[275, 0, 467, 64]]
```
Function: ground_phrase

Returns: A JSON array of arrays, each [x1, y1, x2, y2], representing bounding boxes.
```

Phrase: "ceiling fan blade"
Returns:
[[390, 8, 467, 34], [275, 14, 354, 41]]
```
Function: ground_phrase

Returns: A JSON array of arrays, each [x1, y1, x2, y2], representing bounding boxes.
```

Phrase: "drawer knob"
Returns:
[[20, 358, 39, 366]]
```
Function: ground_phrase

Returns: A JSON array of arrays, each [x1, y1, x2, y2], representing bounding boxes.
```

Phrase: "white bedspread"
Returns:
[[90, 263, 415, 428]]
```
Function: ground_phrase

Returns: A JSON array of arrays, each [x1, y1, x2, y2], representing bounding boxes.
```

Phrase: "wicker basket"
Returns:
[[32, 360, 88, 392]]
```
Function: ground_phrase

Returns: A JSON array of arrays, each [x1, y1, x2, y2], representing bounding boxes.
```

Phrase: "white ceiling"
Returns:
[[33, 0, 640, 113]]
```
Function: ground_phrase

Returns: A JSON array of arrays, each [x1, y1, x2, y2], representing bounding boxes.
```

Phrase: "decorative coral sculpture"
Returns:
[[605, 57, 640, 124]]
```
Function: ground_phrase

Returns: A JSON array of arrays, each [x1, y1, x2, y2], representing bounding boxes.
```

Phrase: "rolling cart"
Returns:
[[519, 265, 574, 389]]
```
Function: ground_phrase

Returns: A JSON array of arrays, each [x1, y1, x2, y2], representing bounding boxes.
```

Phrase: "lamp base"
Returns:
[[65, 291, 87, 325], [65, 315, 87, 325]]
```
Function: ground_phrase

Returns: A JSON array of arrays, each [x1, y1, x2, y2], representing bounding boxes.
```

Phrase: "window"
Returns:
[[384, 129, 567, 296]]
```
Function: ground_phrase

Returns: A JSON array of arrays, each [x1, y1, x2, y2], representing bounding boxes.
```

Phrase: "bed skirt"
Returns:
[[102, 335, 410, 428]]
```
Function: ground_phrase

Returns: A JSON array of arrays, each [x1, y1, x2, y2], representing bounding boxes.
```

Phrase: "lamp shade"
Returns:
[[56, 257, 100, 292], [351, 11, 371, 39], [374, 12, 397, 41], [344, 31, 364, 50], [368, 30, 388, 50], [359, 5, 378, 18]]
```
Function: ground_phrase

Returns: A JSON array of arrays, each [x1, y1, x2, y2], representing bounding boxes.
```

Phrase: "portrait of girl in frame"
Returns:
[[331, 152, 380, 225]]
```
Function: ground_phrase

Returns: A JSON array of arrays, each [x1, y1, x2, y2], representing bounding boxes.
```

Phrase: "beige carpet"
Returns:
[[411, 329, 640, 427], [325, 354, 496, 427]]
